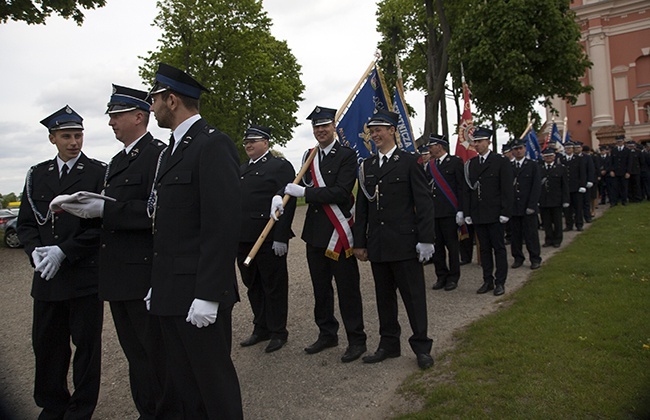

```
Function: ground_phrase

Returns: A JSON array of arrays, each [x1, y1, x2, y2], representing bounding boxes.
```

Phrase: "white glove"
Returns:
[[455, 211, 464, 226], [144, 288, 152, 311], [499, 215, 510, 224], [578, 187, 586, 194], [525, 208, 535, 215], [562, 202, 570, 208], [60, 198, 105, 218], [186, 298, 219, 328], [586, 182, 593, 188], [272, 241, 288, 257], [34, 246, 65, 280], [270, 195, 284, 221], [49, 194, 74, 212], [31, 249, 45, 267], [284, 183, 305, 198], [465, 217, 473, 225], [416, 242, 435, 263]]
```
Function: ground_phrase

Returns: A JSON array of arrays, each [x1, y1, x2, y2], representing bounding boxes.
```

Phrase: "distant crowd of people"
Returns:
[[16, 60, 650, 419]]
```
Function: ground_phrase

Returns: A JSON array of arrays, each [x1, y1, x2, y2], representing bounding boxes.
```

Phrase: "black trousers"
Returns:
[[305, 244, 366, 346], [110, 300, 164, 420], [237, 241, 289, 340], [564, 191, 584, 228], [433, 216, 460, 284], [370, 259, 432, 355], [475, 222, 508, 286], [33, 294, 103, 420], [628, 174, 642, 202], [157, 311, 242, 420], [510, 214, 541, 264], [540, 206, 564, 246], [609, 175, 629, 205]]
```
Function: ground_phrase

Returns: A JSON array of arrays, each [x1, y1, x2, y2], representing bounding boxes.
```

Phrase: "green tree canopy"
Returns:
[[448, 0, 591, 135], [139, 0, 305, 160], [0, 0, 106, 25]]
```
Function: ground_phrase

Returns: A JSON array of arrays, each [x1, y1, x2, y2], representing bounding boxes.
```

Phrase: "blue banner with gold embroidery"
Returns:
[[392, 86, 415, 152], [336, 66, 390, 162]]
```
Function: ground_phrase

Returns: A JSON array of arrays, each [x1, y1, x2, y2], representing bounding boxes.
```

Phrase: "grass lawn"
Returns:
[[399, 202, 650, 418]]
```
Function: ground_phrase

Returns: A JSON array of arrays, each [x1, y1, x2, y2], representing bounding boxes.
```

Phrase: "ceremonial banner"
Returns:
[[393, 85, 416, 152], [336, 65, 391, 162], [525, 128, 542, 161], [455, 81, 478, 163]]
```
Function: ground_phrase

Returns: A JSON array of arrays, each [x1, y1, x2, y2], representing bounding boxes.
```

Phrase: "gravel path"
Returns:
[[0, 205, 597, 419]]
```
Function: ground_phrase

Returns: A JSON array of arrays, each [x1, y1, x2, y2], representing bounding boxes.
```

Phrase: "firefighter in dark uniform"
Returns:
[[53, 86, 166, 418], [17, 105, 105, 419], [561, 142, 587, 231], [237, 124, 296, 353], [598, 145, 610, 204], [146, 63, 243, 419], [353, 109, 435, 370], [509, 139, 542, 270], [463, 127, 514, 296], [626, 140, 642, 202], [607, 134, 632, 206], [425, 133, 464, 291], [275, 106, 367, 364], [539, 147, 570, 248]]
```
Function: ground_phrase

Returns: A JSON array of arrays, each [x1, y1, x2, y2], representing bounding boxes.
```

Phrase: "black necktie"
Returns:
[[382, 155, 388, 167], [169, 134, 176, 155], [517, 162, 521, 169], [479, 156, 485, 165], [60, 163, 69, 183], [437, 159, 441, 167], [320, 151, 325, 162]]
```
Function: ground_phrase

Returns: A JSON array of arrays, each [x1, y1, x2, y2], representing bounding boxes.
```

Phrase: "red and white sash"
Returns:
[[310, 149, 354, 260]]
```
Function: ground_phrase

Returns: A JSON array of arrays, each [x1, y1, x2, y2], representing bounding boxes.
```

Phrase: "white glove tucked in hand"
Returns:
[[586, 182, 593, 188], [270, 195, 284, 221], [465, 216, 473, 225], [144, 288, 152, 311], [525, 208, 535, 215], [284, 183, 305, 198], [499, 215, 510, 224], [272, 241, 288, 257], [416, 242, 435, 263], [186, 299, 219, 328], [562, 202, 570, 208], [578, 187, 586, 194], [455, 211, 464, 226], [60, 198, 105, 219], [34, 246, 66, 280]]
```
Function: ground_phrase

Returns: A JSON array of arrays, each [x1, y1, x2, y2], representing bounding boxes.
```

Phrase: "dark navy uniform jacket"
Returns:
[[17, 153, 105, 301], [99, 133, 165, 301]]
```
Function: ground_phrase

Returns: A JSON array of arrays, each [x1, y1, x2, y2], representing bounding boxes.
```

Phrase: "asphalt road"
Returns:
[[0, 205, 592, 419]]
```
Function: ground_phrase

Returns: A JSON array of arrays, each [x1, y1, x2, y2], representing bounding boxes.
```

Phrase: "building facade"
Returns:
[[547, 0, 650, 147]]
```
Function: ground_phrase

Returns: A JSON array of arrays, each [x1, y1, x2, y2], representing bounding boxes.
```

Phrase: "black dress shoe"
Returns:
[[511, 260, 524, 269], [265, 338, 287, 353], [494, 284, 505, 296], [240, 333, 270, 347], [416, 353, 434, 370], [341, 344, 367, 363], [459, 259, 471, 266], [444, 281, 457, 291], [576, 226, 583, 231], [530, 262, 541, 270], [431, 280, 445, 290], [304, 337, 338, 354], [362, 348, 400, 364], [542, 243, 551, 248], [553, 243, 561, 248], [564, 227, 573, 232], [476, 282, 494, 294]]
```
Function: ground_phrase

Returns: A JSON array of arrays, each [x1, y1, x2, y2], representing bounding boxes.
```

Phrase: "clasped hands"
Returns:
[[144, 288, 219, 328]]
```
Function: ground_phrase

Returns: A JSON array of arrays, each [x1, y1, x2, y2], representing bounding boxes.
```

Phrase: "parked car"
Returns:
[[2, 217, 21, 248], [0, 209, 17, 229]]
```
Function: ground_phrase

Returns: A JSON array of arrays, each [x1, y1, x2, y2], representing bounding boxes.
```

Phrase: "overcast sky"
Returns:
[[0, 0, 433, 195]]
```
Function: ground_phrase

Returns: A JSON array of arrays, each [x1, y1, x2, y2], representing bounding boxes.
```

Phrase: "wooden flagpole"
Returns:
[[243, 146, 319, 266]]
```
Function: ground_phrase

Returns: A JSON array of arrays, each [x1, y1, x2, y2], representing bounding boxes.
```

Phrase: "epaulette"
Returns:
[[32, 160, 53, 170], [89, 158, 108, 167], [151, 139, 165, 147]]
